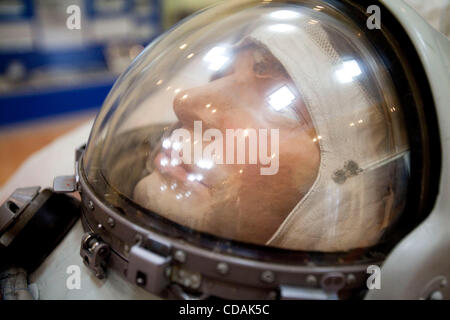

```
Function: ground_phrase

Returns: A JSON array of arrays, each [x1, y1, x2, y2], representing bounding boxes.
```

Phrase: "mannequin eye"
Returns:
[[267, 85, 302, 121]]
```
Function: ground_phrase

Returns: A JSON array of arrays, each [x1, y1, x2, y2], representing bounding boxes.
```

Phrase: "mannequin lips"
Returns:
[[154, 150, 210, 191]]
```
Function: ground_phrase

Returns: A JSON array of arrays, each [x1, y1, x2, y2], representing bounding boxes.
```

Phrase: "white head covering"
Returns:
[[250, 20, 409, 251]]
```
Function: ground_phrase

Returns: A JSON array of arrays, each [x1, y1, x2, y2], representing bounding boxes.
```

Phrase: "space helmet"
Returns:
[[78, 0, 446, 299]]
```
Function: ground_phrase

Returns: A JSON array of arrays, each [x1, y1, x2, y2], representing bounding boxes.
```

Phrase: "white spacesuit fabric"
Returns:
[[250, 22, 409, 251]]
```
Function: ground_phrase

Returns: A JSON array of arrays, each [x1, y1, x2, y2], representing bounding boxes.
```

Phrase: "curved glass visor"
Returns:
[[83, 1, 410, 252]]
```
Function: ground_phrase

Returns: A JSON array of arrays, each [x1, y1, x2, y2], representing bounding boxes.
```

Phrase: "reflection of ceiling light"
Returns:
[[203, 46, 229, 71], [172, 141, 181, 151], [270, 10, 300, 19], [268, 85, 296, 111], [176, 194, 183, 200], [179, 43, 187, 50], [162, 139, 171, 149], [171, 158, 180, 166], [336, 60, 362, 83], [160, 157, 169, 167], [268, 24, 296, 32], [188, 173, 204, 182], [160, 184, 167, 191]]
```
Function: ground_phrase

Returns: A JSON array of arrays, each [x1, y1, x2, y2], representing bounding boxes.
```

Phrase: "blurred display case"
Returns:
[[162, 0, 221, 28], [0, 0, 162, 126]]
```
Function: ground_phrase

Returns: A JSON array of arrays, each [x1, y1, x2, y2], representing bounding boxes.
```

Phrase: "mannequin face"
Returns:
[[134, 43, 320, 245]]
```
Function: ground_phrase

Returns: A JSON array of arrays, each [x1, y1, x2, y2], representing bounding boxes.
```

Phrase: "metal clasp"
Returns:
[[126, 244, 172, 295], [53, 144, 86, 193], [0, 187, 40, 241], [80, 232, 110, 279]]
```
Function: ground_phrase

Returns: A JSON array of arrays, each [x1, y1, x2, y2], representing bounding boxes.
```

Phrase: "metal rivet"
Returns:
[[217, 262, 229, 275], [107, 217, 115, 228], [191, 274, 201, 289], [261, 270, 275, 283], [97, 224, 104, 230], [306, 275, 317, 286], [134, 234, 143, 244], [136, 277, 145, 286], [346, 273, 356, 285], [87, 201, 94, 210], [174, 250, 186, 263], [321, 272, 345, 292], [267, 291, 278, 300]]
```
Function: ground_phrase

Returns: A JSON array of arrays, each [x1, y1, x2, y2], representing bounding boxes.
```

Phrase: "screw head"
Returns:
[[261, 270, 275, 284], [267, 291, 278, 300], [174, 250, 186, 263], [107, 217, 115, 228], [346, 273, 356, 285], [216, 262, 229, 275], [190, 274, 201, 289], [136, 277, 145, 286], [321, 272, 345, 292], [306, 275, 317, 286], [87, 201, 94, 210]]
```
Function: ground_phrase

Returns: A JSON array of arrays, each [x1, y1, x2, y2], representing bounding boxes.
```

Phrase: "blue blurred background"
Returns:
[[0, 0, 162, 126], [0, 0, 220, 185], [0, 0, 223, 127]]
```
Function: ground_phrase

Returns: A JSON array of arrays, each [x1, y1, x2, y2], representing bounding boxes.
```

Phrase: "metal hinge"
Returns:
[[0, 187, 40, 246], [80, 232, 110, 279]]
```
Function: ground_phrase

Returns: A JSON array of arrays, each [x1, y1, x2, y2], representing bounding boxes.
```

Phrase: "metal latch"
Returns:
[[80, 232, 110, 279], [127, 244, 172, 294], [0, 187, 40, 238], [53, 176, 77, 193]]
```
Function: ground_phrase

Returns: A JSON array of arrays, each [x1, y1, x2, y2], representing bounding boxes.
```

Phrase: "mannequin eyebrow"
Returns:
[[209, 45, 287, 82]]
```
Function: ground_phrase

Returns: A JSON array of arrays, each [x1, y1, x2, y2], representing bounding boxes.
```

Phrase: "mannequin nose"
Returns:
[[173, 86, 220, 126], [173, 89, 194, 122]]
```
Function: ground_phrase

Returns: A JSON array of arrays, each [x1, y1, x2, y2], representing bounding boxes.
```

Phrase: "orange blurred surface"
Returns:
[[0, 112, 95, 187]]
